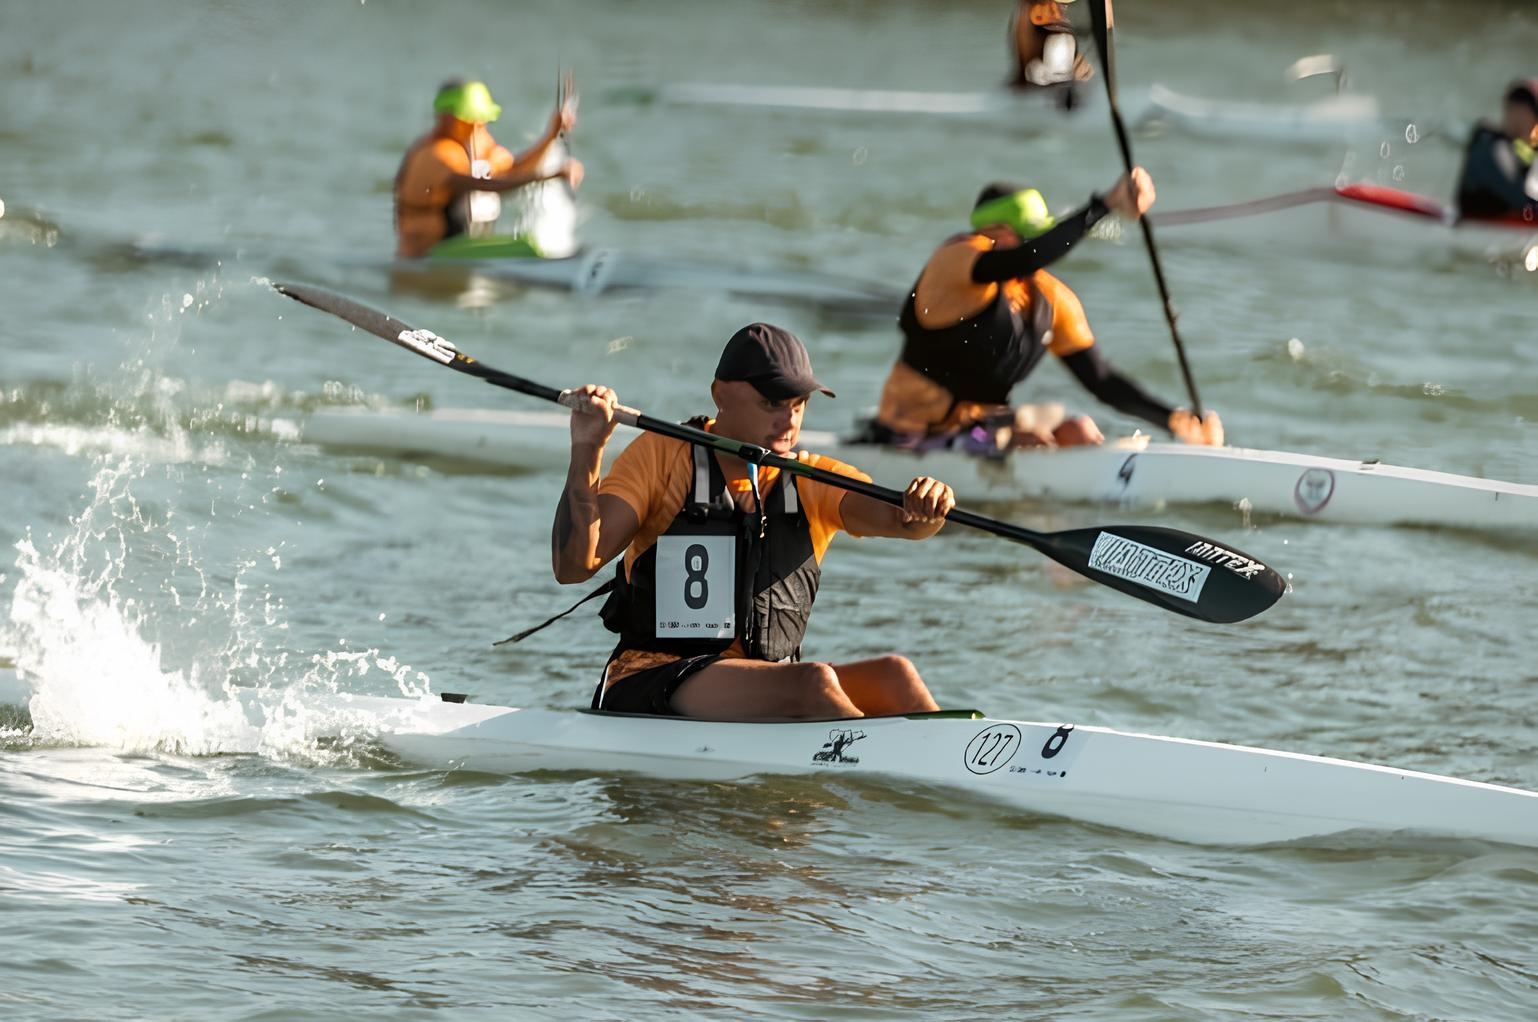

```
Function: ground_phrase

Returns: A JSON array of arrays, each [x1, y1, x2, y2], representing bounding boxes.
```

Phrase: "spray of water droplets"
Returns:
[[2, 278, 436, 762]]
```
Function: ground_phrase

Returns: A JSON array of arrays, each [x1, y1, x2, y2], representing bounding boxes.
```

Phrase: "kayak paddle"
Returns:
[[1087, 0, 1204, 419], [271, 282, 1285, 624]]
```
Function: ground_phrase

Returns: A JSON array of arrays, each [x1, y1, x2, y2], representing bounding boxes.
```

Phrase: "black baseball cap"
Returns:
[[1506, 78, 1538, 115], [714, 323, 836, 400]]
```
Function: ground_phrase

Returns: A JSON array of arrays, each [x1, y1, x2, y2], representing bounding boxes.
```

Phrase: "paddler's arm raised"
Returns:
[[838, 476, 956, 540], [510, 89, 580, 179], [552, 385, 639, 584], [440, 158, 582, 196], [970, 168, 1155, 282]]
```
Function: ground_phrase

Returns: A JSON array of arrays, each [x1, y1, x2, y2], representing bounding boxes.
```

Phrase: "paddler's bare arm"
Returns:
[[442, 159, 582, 195], [552, 385, 639, 584], [513, 87, 578, 170], [839, 476, 955, 540]]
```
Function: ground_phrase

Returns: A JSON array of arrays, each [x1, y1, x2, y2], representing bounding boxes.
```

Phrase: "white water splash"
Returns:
[[515, 137, 580, 258], [2, 281, 436, 762], [5, 457, 437, 760], [9, 521, 259, 756]]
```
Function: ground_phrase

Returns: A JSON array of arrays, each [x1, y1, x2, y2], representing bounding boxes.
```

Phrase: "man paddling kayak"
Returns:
[[870, 168, 1224, 451], [1455, 78, 1538, 222], [1009, 0, 1094, 91], [393, 78, 584, 259], [554, 324, 956, 722]]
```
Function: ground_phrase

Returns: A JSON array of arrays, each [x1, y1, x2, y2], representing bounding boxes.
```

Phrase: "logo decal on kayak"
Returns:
[[965, 724, 1021, 774], [1007, 724, 1083, 779], [812, 728, 866, 765], [1182, 541, 1268, 580], [397, 328, 458, 365], [1089, 533, 1211, 603], [1294, 468, 1335, 515], [1117, 454, 1137, 490]]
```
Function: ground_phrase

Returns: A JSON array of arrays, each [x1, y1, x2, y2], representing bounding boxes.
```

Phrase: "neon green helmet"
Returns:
[[433, 79, 502, 124], [970, 182, 1056, 239]]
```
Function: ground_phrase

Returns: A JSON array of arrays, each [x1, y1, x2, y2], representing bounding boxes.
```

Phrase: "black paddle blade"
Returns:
[[276, 282, 415, 341], [274, 282, 479, 371], [1036, 525, 1285, 624]]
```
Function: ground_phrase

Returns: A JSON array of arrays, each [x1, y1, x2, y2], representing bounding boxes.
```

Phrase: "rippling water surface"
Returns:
[[4, 1, 1538, 1018]]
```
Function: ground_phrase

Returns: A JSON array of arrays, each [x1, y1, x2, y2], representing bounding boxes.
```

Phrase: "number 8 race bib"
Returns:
[[654, 534, 736, 638]]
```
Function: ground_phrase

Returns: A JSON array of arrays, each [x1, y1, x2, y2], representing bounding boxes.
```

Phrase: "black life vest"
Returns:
[[897, 251, 1055, 408], [599, 438, 820, 664], [1456, 123, 1538, 221]]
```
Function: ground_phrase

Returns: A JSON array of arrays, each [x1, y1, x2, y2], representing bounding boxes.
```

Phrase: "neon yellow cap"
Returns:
[[970, 187, 1056, 239], [433, 80, 502, 124]]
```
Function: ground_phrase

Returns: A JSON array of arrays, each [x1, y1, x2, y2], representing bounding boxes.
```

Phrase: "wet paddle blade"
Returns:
[[1033, 524, 1285, 624], [272, 282, 565, 403]]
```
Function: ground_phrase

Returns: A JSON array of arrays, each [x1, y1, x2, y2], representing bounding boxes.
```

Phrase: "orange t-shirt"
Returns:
[[596, 425, 873, 684], [877, 234, 1096, 435], [393, 125, 515, 258]]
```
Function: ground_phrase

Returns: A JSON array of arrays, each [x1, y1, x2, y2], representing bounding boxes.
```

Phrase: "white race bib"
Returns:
[[467, 159, 501, 225], [655, 534, 736, 638]]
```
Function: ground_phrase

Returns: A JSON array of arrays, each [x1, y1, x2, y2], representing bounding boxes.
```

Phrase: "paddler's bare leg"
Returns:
[[671, 659, 864, 721], [671, 656, 937, 721], [1052, 415, 1103, 446], [1003, 406, 1103, 448], [825, 655, 940, 716]]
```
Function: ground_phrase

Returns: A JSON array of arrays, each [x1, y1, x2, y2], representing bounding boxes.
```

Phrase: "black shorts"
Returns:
[[594, 654, 722, 715]]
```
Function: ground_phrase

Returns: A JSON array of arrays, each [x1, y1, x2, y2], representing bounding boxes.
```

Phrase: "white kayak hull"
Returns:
[[648, 80, 1110, 126], [7, 664, 1538, 847], [274, 690, 1538, 848], [288, 408, 1538, 532], [1141, 83, 1399, 145], [389, 247, 902, 317], [646, 81, 1402, 145]]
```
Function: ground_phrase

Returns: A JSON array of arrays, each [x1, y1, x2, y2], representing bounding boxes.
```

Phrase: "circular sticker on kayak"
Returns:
[[1294, 468, 1335, 515], [964, 724, 1022, 775]]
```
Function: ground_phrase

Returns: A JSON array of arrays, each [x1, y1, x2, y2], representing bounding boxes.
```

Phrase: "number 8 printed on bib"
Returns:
[[655, 534, 736, 638]]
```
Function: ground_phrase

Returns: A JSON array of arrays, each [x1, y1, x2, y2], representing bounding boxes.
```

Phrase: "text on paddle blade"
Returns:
[[1088, 533, 1211, 603]]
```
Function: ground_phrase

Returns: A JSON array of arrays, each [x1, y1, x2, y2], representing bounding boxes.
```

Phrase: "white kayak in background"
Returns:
[[640, 80, 1407, 145], [1151, 181, 1538, 268], [286, 407, 1538, 533], [1140, 83, 1398, 145], [648, 79, 1114, 126], [388, 247, 903, 318]]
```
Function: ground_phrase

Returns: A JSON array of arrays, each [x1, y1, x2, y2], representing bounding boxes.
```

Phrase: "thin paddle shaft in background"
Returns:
[[1088, 0, 1204, 419], [271, 282, 1285, 623]]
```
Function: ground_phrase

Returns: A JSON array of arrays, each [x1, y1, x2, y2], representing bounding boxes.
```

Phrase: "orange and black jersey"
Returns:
[[596, 425, 871, 688], [392, 126, 515, 258]]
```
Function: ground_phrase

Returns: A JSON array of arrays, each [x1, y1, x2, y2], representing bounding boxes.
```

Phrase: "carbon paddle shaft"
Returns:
[[272, 282, 1283, 624], [1088, 0, 1204, 419]]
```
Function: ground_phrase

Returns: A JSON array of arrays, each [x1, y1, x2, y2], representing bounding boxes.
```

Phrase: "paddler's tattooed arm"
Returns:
[[553, 385, 641, 583], [551, 443, 642, 583], [551, 440, 607, 583]]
